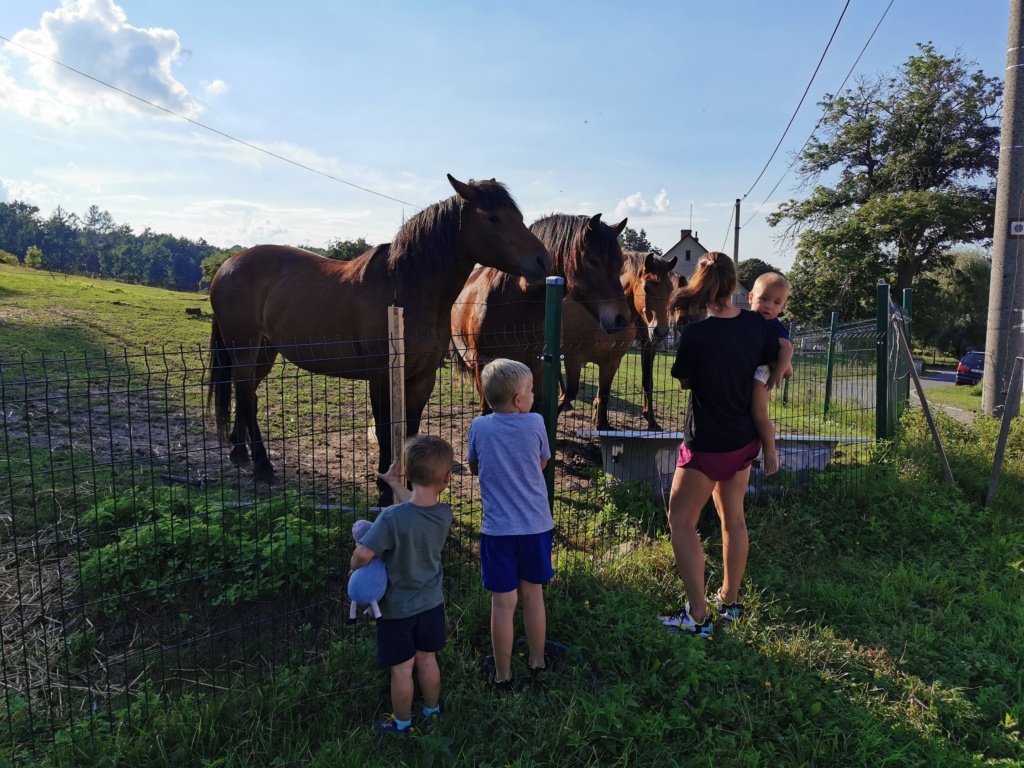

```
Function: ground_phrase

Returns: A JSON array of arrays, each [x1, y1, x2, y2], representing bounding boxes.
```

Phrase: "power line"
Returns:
[[739, 0, 895, 229], [0, 33, 422, 209], [739, 0, 851, 202]]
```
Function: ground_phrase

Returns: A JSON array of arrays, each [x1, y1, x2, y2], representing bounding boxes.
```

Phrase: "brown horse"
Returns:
[[207, 175, 551, 503], [451, 213, 632, 413], [560, 251, 679, 430]]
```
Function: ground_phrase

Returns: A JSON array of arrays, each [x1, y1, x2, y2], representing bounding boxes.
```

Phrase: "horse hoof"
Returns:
[[229, 447, 250, 466], [253, 463, 276, 484]]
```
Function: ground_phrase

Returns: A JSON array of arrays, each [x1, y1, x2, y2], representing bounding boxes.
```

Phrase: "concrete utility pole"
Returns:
[[734, 198, 741, 262], [985, 0, 1024, 414]]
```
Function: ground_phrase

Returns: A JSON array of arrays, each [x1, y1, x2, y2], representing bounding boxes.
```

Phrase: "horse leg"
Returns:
[[559, 354, 581, 414], [592, 357, 623, 432], [640, 342, 661, 430], [236, 344, 278, 482], [369, 376, 395, 507]]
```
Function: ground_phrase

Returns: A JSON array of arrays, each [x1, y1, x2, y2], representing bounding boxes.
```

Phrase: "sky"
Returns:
[[0, 0, 1010, 271]]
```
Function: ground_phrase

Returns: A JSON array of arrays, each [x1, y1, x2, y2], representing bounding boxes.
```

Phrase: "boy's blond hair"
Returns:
[[480, 358, 532, 409], [752, 272, 790, 296], [404, 434, 454, 487]]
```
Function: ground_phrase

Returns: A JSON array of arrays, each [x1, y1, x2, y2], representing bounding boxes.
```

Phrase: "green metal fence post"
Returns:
[[901, 288, 914, 406], [542, 276, 564, 510], [876, 280, 891, 440], [823, 311, 840, 416]]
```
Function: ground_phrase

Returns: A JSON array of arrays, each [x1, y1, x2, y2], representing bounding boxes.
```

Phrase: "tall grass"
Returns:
[[28, 408, 1023, 768]]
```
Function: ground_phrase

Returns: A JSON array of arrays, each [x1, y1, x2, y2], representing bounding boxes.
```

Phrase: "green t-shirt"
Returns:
[[358, 501, 453, 620]]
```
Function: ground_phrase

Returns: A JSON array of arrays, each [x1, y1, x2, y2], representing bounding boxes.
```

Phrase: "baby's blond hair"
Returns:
[[480, 358, 532, 409], [752, 272, 790, 296]]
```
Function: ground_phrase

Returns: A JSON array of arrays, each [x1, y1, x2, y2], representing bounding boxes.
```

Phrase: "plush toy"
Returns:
[[347, 519, 387, 622]]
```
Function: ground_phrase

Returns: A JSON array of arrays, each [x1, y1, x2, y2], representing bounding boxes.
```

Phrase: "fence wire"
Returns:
[[0, 312, 889, 760]]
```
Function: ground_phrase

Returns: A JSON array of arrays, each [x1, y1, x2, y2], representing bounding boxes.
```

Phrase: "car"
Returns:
[[955, 350, 984, 386]]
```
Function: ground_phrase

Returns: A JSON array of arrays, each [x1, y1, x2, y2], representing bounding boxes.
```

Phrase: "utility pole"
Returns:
[[985, 0, 1024, 414], [733, 198, 741, 262]]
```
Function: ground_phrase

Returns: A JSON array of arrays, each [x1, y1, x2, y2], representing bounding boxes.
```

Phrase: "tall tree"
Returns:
[[768, 44, 1001, 317], [619, 227, 662, 255], [324, 236, 373, 261], [736, 258, 783, 291], [911, 248, 990, 356]]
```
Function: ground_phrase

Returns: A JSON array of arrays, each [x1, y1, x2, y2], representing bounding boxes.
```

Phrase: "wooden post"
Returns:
[[985, 356, 1024, 507], [388, 306, 406, 482]]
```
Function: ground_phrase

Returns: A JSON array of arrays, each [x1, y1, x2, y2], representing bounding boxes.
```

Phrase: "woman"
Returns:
[[659, 252, 779, 638]]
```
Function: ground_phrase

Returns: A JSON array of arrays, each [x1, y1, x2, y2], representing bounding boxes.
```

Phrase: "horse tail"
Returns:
[[207, 318, 234, 442]]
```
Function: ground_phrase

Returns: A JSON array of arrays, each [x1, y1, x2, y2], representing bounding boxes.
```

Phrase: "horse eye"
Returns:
[[487, 215, 500, 224]]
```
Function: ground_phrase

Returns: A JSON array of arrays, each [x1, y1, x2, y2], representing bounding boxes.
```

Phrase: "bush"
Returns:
[[0, 249, 19, 265]]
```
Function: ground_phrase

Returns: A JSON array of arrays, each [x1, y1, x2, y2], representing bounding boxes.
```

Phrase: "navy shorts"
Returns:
[[376, 603, 446, 669], [480, 530, 554, 593]]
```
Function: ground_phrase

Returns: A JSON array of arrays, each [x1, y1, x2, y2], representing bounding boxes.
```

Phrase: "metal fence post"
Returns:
[[901, 288, 914, 406], [542, 276, 564, 510], [823, 311, 840, 416], [876, 281, 891, 440]]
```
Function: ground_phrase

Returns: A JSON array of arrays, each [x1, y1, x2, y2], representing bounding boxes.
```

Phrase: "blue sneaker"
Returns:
[[711, 590, 745, 622], [421, 706, 442, 731], [374, 714, 414, 735]]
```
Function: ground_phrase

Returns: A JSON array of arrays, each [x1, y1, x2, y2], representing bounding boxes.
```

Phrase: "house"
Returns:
[[662, 229, 750, 309]]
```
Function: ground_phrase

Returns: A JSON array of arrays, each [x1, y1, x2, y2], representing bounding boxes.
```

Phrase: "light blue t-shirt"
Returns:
[[466, 412, 553, 536]]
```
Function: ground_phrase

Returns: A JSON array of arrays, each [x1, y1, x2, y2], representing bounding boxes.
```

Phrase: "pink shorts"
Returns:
[[676, 438, 761, 481]]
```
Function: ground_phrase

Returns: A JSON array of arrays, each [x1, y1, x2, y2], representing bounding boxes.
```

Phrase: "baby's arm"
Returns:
[[376, 462, 412, 503], [766, 338, 794, 391], [350, 543, 375, 571], [751, 382, 779, 475]]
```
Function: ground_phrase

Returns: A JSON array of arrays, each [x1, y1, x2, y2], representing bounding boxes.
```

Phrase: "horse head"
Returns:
[[448, 174, 551, 283], [630, 253, 678, 342], [537, 213, 631, 335]]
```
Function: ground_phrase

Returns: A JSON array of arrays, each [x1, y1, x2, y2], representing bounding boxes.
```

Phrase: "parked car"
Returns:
[[955, 350, 984, 386]]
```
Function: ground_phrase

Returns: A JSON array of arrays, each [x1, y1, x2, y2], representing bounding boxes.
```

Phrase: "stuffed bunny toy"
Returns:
[[347, 519, 387, 622]]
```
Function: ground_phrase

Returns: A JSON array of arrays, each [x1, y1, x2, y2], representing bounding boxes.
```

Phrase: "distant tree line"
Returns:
[[0, 200, 376, 292]]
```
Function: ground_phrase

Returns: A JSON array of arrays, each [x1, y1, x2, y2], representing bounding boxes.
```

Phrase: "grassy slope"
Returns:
[[2, 265, 1022, 766]]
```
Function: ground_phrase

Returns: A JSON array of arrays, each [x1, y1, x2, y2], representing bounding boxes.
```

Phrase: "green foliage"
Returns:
[[619, 227, 662, 255], [771, 44, 1001, 324], [0, 248, 19, 265], [199, 247, 242, 286], [77, 489, 342, 617], [911, 248, 990, 355], [736, 257, 783, 291], [323, 236, 373, 261], [24, 244, 42, 269]]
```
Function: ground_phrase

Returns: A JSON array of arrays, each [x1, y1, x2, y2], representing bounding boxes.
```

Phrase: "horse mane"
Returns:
[[381, 179, 520, 283], [492, 213, 624, 291]]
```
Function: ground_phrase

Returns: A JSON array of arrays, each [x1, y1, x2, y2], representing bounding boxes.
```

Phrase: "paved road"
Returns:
[[826, 366, 973, 423]]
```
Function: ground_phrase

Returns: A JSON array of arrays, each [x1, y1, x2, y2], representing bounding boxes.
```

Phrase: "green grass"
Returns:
[[11, 410, 1019, 768]]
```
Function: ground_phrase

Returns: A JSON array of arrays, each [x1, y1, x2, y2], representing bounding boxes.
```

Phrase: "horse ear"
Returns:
[[447, 174, 478, 206], [644, 252, 657, 271], [666, 255, 678, 270], [588, 213, 603, 230], [610, 218, 628, 237]]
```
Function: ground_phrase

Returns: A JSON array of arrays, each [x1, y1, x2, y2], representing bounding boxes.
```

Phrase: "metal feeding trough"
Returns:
[[577, 431, 872, 501]]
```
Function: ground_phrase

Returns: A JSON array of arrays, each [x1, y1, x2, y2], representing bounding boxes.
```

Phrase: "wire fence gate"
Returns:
[[0, 286, 907, 761]]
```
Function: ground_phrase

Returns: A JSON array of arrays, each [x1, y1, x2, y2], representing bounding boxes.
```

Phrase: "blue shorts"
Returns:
[[480, 530, 554, 593], [376, 603, 446, 668]]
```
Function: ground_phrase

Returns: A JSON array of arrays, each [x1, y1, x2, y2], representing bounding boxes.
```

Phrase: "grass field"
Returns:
[[1, 263, 1022, 766]]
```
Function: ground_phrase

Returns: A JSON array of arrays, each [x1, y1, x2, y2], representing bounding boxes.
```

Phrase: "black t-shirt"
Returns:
[[671, 310, 780, 452]]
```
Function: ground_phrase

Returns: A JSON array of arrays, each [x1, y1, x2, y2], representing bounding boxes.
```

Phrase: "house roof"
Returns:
[[663, 229, 749, 308]]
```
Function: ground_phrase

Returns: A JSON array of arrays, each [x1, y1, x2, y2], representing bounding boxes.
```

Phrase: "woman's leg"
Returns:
[[667, 466, 716, 622], [491, 590, 518, 681], [519, 581, 547, 669], [715, 466, 752, 604]]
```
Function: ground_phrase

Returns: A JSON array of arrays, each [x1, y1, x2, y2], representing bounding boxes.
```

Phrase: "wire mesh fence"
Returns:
[[0, 306, 890, 760]]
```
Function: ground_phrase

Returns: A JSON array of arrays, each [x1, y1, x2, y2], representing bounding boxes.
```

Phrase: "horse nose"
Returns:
[[653, 326, 668, 340], [614, 314, 630, 331]]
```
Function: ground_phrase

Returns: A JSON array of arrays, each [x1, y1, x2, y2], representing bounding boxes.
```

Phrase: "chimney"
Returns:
[[680, 229, 692, 241]]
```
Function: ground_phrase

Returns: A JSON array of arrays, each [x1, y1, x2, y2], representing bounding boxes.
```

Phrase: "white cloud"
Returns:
[[5, 0, 202, 123], [0, 63, 78, 124], [1, 177, 57, 207], [614, 189, 672, 219], [202, 79, 227, 96]]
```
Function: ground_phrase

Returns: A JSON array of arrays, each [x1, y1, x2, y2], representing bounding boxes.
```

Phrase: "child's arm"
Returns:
[[376, 462, 412, 503], [766, 339, 794, 391], [350, 543, 375, 571], [751, 382, 779, 475]]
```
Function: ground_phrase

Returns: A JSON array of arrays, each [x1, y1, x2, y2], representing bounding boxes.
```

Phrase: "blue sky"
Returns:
[[0, 0, 1008, 271]]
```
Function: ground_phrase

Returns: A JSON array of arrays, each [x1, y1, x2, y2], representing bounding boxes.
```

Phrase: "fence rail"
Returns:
[[0, 306, 894, 761]]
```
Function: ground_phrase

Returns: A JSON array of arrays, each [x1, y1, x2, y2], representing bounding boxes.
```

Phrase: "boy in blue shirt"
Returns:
[[467, 359, 554, 690], [351, 434, 455, 734]]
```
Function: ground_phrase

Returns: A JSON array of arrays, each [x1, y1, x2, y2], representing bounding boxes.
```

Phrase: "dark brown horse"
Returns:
[[560, 251, 679, 430], [451, 213, 632, 413], [208, 175, 551, 503]]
